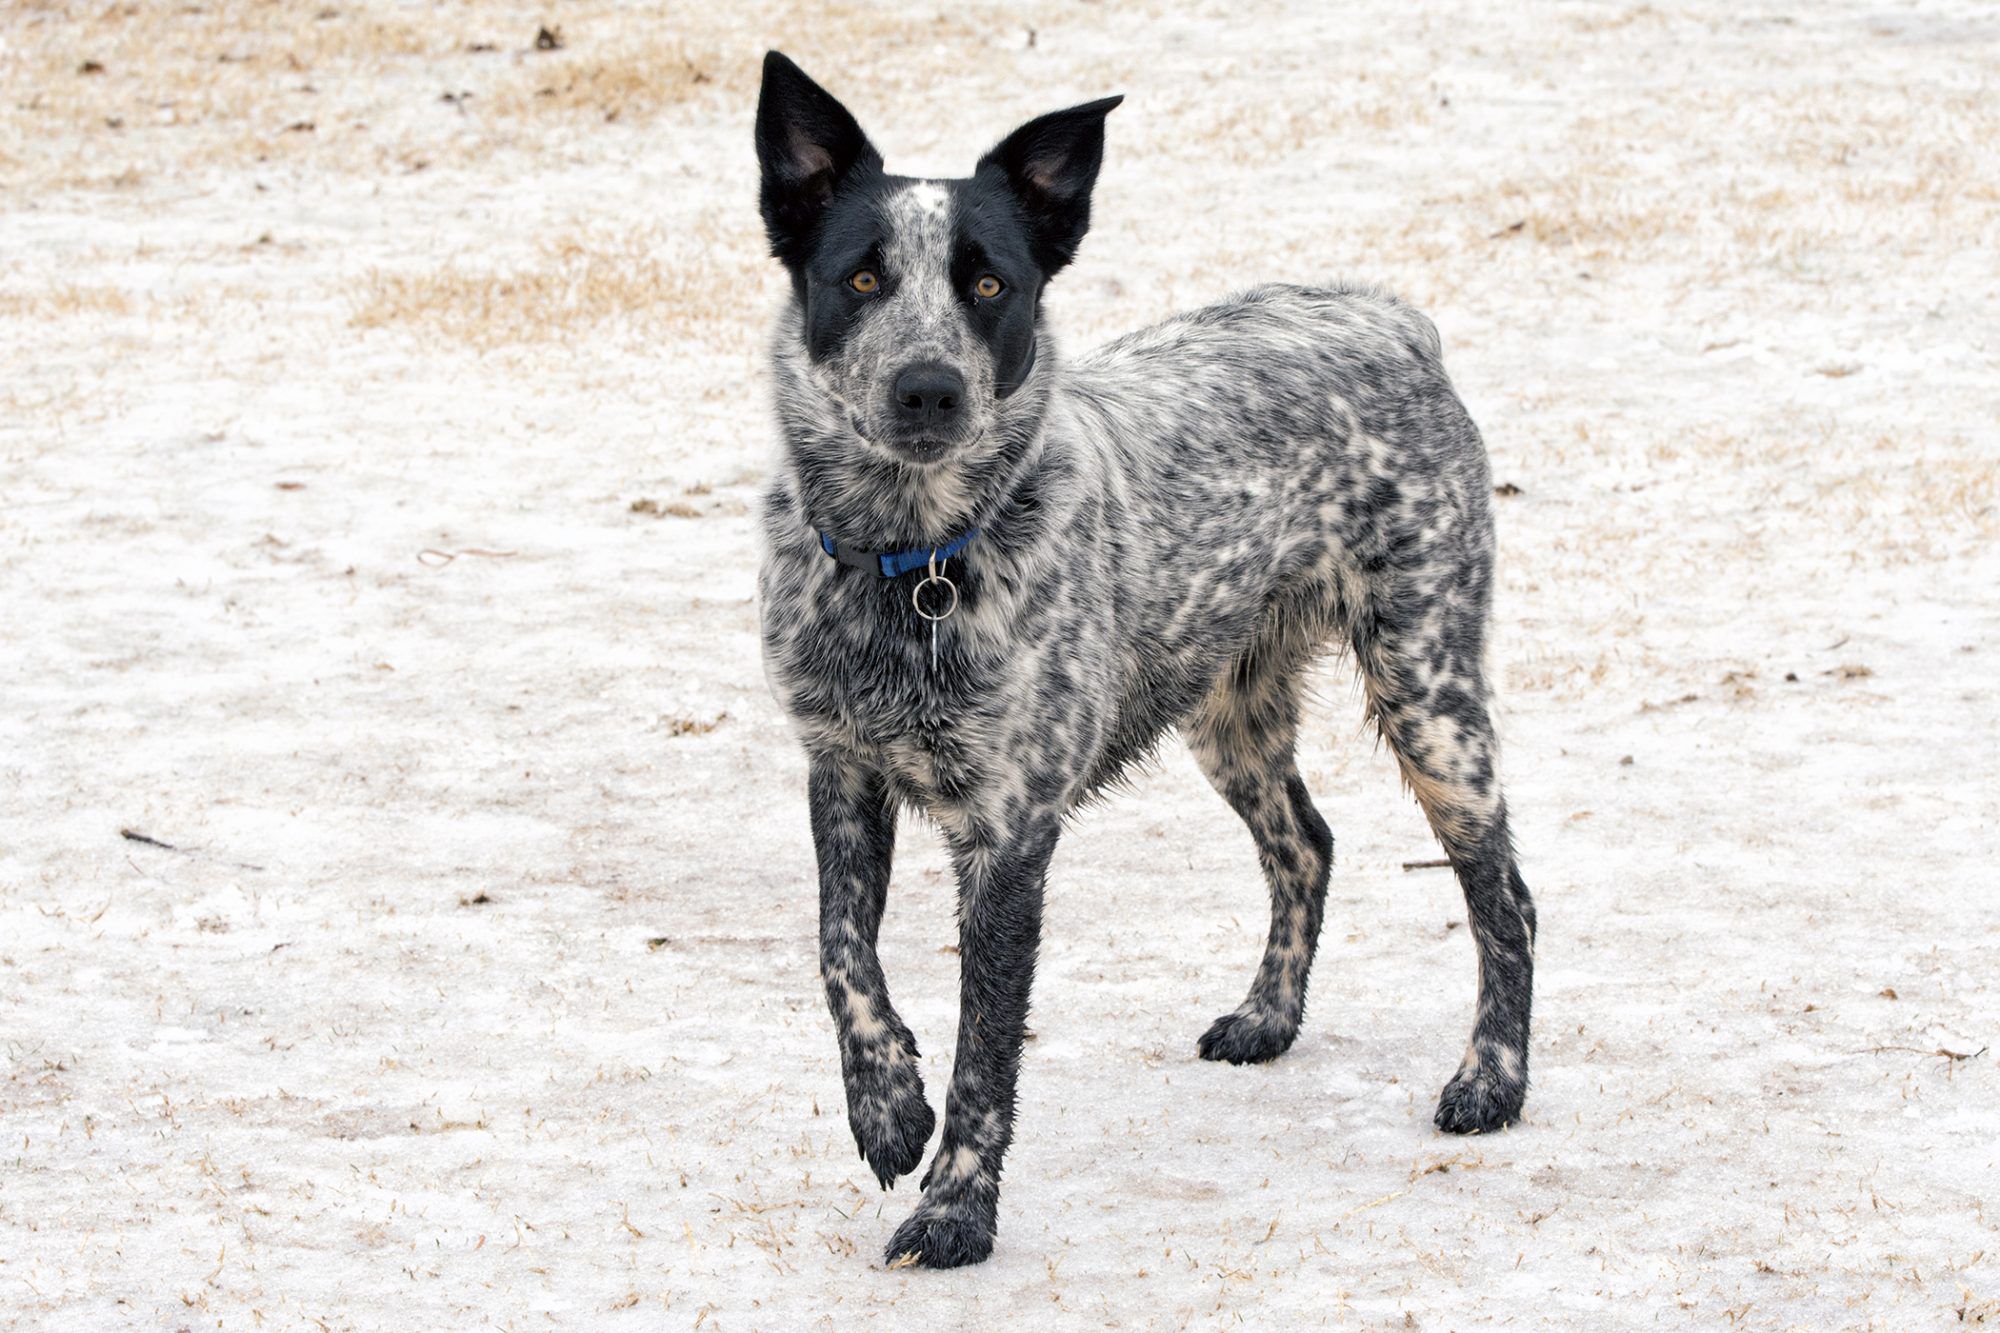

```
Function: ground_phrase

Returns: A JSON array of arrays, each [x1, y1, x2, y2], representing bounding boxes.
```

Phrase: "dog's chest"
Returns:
[[761, 561, 1007, 790]]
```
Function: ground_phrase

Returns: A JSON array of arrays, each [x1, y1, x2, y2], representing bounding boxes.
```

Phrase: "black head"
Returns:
[[756, 52, 1120, 466]]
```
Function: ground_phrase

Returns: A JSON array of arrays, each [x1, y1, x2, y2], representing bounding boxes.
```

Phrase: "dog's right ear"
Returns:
[[756, 52, 881, 268]]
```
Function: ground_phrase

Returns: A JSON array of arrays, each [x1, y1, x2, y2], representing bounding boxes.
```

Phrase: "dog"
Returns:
[[752, 51, 1536, 1269]]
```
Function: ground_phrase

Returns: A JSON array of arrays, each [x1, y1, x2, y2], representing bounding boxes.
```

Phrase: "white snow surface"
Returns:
[[2, 1, 1997, 1328]]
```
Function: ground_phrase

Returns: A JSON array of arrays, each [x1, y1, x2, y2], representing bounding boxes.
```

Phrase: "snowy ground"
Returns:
[[3, 1, 1997, 1327]]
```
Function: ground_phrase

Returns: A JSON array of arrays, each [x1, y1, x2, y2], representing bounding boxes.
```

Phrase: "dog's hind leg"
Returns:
[[809, 754, 936, 1188], [1186, 638, 1335, 1065], [1350, 573, 1536, 1133]]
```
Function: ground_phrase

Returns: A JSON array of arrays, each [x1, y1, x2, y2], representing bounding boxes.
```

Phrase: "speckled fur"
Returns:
[[752, 54, 1536, 1270]]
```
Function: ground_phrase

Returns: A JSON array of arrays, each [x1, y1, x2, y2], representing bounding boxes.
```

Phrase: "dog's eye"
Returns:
[[974, 274, 1004, 299], [848, 269, 879, 294]]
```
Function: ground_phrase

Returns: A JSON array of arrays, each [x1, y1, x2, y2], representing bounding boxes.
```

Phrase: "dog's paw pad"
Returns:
[[1196, 1008, 1297, 1065], [1433, 1065, 1525, 1134], [883, 1205, 994, 1270], [847, 1066, 936, 1189]]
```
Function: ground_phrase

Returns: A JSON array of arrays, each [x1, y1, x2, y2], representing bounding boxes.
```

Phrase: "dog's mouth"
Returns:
[[884, 435, 958, 464], [848, 414, 970, 466]]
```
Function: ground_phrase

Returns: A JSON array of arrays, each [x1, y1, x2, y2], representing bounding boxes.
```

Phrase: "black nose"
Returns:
[[892, 362, 964, 425]]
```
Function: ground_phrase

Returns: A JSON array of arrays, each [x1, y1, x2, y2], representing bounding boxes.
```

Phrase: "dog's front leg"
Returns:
[[810, 755, 935, 1188], [885, 815, 1059, 1269]]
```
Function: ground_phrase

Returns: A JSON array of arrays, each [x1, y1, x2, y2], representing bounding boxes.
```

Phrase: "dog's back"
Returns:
[[1033, 282, 1496, 773], [1070, 281, 1485, 524]]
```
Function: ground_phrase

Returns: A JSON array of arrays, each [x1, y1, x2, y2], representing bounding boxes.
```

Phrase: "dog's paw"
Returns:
[[1196, 1006, 1298, 1065], [883, 1196, 996, 1270], [845, 1059, 935, 1189], [1433, 1062, 1526, 1134]]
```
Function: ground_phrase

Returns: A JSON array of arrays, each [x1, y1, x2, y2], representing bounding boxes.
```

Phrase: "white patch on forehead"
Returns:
[[885, 181, 953, 252], [902, 180, 949, 217]]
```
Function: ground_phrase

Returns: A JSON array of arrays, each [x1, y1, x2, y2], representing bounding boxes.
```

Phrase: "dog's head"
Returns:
[[756, 52, 1119, 469]]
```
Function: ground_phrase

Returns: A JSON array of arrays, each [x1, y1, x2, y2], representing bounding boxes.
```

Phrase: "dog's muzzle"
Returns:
[[882, 360, 972, 461]]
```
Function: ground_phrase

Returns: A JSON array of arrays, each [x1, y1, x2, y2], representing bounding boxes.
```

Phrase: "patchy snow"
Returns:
[[2, 0, 1996, 1327]]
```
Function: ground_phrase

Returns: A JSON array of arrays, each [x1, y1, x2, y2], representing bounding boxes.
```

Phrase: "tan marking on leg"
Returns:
[[844, 985, 887, 1042]]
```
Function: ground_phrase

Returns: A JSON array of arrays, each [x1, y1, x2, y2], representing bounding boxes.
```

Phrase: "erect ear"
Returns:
[[755, 52, 881, 267], [976, 94, 1123, 275]]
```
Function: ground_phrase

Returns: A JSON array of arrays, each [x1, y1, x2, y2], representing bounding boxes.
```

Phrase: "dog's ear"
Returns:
[[756, 52, 881, 267], [977, 95, 1123, 275]]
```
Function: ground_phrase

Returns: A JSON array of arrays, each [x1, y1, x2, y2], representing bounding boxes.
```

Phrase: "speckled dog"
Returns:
[[753, 52, 1537, 1269]]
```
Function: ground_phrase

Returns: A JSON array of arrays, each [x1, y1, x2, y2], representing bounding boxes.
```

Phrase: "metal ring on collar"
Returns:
[[912, 573, 958, 622]]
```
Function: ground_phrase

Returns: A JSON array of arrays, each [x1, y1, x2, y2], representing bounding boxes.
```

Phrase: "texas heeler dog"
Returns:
[[753, 52, 1536, 1268]]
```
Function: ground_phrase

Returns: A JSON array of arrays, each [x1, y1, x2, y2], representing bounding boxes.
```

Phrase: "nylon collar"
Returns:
[[818, 526, 980, 579]]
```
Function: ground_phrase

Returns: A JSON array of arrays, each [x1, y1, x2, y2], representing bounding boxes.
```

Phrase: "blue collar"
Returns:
[[818, 526, 980, 579]]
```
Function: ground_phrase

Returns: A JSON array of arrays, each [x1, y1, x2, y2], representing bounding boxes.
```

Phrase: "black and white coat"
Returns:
[[751, 53, 1536, 1269]]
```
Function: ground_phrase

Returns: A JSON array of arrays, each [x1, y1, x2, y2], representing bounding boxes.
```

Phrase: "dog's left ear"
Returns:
[[977, 95, 1123, 275]]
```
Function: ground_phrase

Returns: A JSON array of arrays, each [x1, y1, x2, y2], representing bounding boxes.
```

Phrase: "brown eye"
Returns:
[[848, 269, 879, 294], [974, 274, 1003, 299]]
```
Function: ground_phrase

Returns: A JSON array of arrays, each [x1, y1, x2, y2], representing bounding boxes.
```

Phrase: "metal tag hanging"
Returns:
[[911, 551, 959, 673]]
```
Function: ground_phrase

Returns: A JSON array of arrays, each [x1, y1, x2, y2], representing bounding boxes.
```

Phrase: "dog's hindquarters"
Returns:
[[1124, 285, 1535, 1128], [1349, 501, 1536, 1132]]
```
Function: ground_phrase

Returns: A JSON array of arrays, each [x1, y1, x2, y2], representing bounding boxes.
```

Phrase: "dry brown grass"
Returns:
[[0, 3, 640, 184], [1163, 80, 1440, 167], [480, 1, 1022, 123], [1, 1, 454, 182], [1564, 4, 1670, 35], [0, 1, 1045, 188], [0, 284, 135, 319], [349, 221, 766, 353], [480, 37, 724, 123], [1421, 78, 2000, 270], [1816, 447, 2000, 548]]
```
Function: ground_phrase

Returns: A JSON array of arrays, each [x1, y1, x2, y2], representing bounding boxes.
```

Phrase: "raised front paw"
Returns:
[[1433, 1057, 1527, 1134], [883, 1191, 997, 1270], [1196, 1005, 1299, 1065], [845, 1056, 936, 1189]]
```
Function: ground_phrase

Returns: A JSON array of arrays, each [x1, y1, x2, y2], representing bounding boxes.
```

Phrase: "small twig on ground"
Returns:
[[417, 547, 518, 567], [1856, 1045, 1987, 1062], [119, 827, 264, 872], [1401, 857, 1452, 871], [1411, 1153, 1481, 1180], [1338, 1188, 1407, 1220]]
